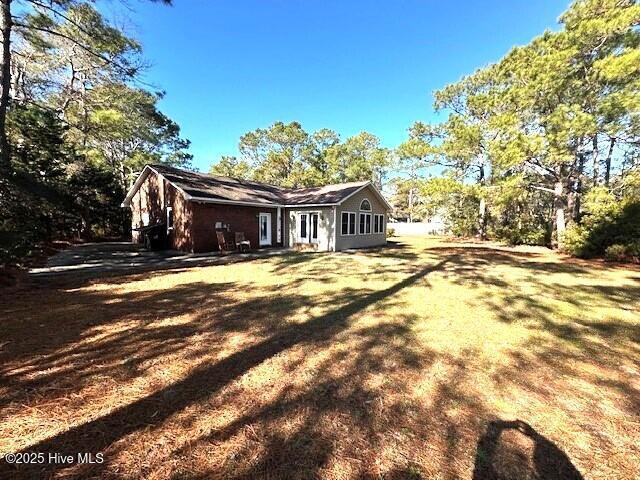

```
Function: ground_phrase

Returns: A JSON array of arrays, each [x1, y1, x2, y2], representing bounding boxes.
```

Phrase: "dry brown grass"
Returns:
[[1, 236, 639, 479]]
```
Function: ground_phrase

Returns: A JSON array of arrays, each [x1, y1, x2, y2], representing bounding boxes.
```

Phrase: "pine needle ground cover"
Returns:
[[1, 237, 638, 479]]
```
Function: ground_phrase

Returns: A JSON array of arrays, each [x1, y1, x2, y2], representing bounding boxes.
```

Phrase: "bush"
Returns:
[[560, 186, 640, 259], [560, 224, 592, 257], [605, 244, 628, 262], [386, 227, 396, 238], [494, 224, 550, 246], [604, 242, 640, 263]]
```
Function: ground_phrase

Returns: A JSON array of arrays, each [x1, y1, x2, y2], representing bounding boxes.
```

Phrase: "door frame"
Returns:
[[296, 211, 320, 244], [259, 212, 272, 246]]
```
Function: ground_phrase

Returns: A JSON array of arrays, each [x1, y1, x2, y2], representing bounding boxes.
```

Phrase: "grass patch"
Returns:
[[1, 236, 638, 479]]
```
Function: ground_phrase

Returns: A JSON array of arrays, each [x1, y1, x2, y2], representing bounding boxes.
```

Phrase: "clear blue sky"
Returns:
[[122, 0, 567, 172]]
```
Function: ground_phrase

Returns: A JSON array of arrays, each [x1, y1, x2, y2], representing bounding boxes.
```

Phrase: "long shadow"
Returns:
[[26, 242, 291, 286], [0, 257, 452, 479], [472, 420, 583, 480], [0, 281, 311, 407]]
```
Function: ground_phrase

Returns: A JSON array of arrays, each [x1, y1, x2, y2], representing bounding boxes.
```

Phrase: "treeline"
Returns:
[[0, 0, 190, 263], [391, 0, 640, 261], [210, 122, 391, 189]]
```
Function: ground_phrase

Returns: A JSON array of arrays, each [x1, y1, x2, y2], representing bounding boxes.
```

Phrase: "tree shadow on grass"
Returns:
[[472, 420, 583, 480], [0, 257, 452, 479]]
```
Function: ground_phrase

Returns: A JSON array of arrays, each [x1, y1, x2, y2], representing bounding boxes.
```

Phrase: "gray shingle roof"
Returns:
[[148, 164, 370, 206]]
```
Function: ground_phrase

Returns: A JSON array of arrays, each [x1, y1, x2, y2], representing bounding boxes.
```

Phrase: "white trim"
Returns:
[[259, 212, 272, 246], [295, 211, 321, 244], [166, 207, 174, 233], [373, 213, 385, 234], [338, 182, 393, 211], [359, 198, 372, 211], [340, 211, 357, 236], [276, 207, 282, 244], [332, 206, 337, 251], [282, 202, 337, 208], [358, 212, 372, 235]]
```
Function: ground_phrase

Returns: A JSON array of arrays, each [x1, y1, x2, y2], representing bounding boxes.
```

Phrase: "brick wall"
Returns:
[[190, 202, 281, 253], [129, 172, 194, 251]]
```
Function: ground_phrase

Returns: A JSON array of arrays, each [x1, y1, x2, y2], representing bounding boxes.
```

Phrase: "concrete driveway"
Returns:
[[29, 242, 288, 283]]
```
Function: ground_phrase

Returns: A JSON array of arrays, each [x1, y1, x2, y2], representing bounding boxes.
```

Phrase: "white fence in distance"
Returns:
[[388, 220, 448, 236]]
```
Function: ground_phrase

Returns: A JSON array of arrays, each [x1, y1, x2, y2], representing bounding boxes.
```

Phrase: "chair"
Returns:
[[235, 232, 251, 253], [216, 231, 232, 252]]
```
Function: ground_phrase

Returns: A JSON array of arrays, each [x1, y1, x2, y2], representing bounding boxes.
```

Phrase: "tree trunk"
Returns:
[[0, 0, 12, 171], [553, 181, 566, 248], [408, 187, 414, 222], [604, 137, 615, 186], [571, 153, 585, 222], [592, 136, 599, 185], [477, 162, 487, 240]]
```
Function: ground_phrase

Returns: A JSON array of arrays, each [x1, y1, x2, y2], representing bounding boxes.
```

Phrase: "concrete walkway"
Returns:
[[29, 242, 290, 283]]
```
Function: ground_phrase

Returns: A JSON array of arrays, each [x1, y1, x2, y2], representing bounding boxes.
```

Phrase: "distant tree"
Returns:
[[328, 132, 391, 189], [209, 155, 252, 179]]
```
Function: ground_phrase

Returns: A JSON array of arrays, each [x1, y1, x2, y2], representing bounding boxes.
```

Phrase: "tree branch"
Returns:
[[13, 22, 136, 77]]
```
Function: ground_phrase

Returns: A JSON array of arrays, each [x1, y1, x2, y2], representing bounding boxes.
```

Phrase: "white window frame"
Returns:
[[166, 207, 174, 233], [359, 212, 372, 235], [374, 214, 385, 234], [359, 198, 372, 211], [341, 211, 356, 236]]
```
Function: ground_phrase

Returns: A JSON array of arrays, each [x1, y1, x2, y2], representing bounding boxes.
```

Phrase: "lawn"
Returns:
[[1, 237, 638, 479]]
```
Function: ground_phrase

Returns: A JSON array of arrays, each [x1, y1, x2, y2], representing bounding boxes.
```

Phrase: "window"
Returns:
[[166, 207, 174, 232], [374, 214, 385, 234], [360, 199, 371, 211], [311, 213, 318, 240], [359, 213, 371, 234], [341, 211, 356, 235], [300, 213, 307, 239]]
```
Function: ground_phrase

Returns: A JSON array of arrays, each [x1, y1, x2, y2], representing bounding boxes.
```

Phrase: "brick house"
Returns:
[[121, 165, 391, 252]]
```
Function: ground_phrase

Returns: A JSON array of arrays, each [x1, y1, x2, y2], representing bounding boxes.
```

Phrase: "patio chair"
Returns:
[[235, 232, 251, 253], [216, 231, 232, 252]]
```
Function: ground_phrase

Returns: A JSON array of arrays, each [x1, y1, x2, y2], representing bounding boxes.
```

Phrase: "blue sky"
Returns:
[[123, 0, 567, 172]]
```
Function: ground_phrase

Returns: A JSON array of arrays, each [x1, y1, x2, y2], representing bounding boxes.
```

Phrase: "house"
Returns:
[[121, 164, 391, 252]]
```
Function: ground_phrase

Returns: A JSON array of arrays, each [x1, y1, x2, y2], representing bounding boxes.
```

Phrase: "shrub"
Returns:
[[560, 224, 593, 257], [386, 227, 396, 238], [604, 241, 640, 263], [560, 186, 640, 259], [605, 244, 628, 262], [494, 224, 550, 246]]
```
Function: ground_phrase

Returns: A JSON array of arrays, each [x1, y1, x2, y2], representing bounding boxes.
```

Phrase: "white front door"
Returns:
[[259, 212, 272, 246]]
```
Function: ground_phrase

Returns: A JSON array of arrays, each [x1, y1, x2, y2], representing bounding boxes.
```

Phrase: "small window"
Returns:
[[300, 213, 307, 239], [311, 214, 318, 240], [341, 212, 349, 235], [166, 207, 174, 232], [360, 199, 371, 211], [359, 213, 371, 234], [349, 212, 356, 235]]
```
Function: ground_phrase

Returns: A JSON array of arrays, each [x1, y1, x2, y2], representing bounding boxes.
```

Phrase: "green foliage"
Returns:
[[561, 187, 640, 259], [386, 227, 396, 238], [419, 177, 480, 237], [394, 0, 640, 252], [213, 122, 390, 188], [604, 242, 640, 263], [1, 0, 185, 264], [209, 156, 252, 179]]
